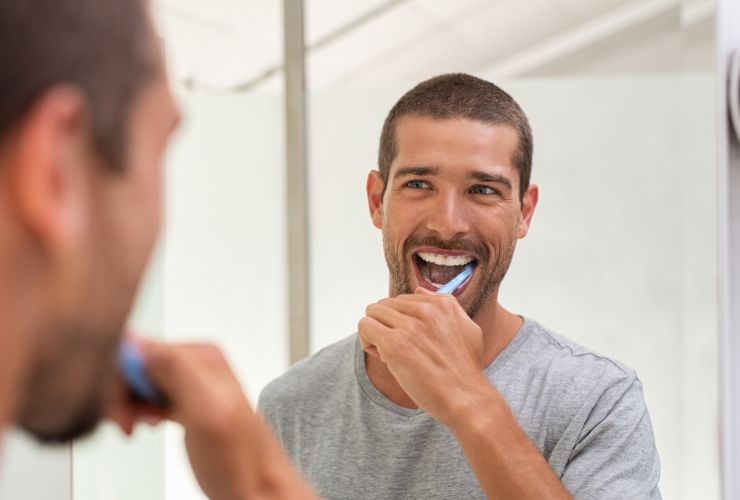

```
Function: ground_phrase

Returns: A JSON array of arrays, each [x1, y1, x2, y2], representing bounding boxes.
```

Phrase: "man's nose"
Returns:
[[425, 192, 471, 240]]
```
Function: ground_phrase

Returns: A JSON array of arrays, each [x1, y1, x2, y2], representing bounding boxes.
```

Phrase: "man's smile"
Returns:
[[411, 248, 478, 294]]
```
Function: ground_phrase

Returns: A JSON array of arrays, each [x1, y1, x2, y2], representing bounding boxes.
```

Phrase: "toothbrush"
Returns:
[[435, 262, 475, 294], [118, 339, 165, 407]]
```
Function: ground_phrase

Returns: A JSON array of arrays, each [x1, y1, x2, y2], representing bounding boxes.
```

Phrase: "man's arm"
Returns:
[[359, 289, 571, 499], [109, 340, 317, 500], [449, 382, 572, 498]]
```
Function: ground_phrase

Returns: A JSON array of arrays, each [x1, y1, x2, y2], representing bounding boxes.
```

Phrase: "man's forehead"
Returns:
[[391, 116, 520, 176]]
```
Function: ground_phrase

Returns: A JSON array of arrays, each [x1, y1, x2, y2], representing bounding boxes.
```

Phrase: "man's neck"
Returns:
[[364, 293, 522, 410]]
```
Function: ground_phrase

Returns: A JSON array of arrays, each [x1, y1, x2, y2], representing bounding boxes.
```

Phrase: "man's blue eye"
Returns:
[[407, 180, 428, 189], [470, 185, 496, 195]]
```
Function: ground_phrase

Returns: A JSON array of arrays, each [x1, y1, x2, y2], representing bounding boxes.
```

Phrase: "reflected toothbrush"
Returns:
[[435, 262, 475, 294]]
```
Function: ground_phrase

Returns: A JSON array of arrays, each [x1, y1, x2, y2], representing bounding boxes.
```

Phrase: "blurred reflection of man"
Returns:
[[260, 74, 662, 499], [0, 1, 314, 498]]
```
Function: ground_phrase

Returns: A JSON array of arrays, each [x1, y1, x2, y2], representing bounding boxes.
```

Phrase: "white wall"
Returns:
[[160, 90, 288, 500], [308, 74, 719, 499], [0, 432, 71, 500]]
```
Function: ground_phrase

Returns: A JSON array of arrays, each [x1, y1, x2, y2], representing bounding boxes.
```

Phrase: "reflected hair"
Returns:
[[0, 0, 157, 170], [378, 73, 533, 200]]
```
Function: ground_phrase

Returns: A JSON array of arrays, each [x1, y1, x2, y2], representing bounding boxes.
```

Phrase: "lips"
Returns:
[[413, 250, 477, 292]]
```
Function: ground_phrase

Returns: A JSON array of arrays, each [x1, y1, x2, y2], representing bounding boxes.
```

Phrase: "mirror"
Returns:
[[70, 1, 719, 498]]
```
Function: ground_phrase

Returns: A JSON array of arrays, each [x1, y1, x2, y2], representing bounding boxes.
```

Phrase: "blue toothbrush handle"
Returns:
[[436, 262, 475, 294], [118, 339, 165, 407]]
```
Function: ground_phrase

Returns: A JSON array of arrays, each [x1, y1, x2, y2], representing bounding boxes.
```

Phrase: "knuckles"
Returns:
[[357, 316, 373, 331], [415, 301, 434, 317], [437, 293, 458, 312], [196, 343, 228, 366], [365, 303, 381, 316]]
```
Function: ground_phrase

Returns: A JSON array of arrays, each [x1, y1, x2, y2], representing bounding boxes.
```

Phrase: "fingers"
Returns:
[[365, 302, 408, 327], [358, 315, 393, 357], [109, 402, 165, 436], [364, 345, 380, 358], [360, 293, 458, 356], [106, 379, 138, 436], [107, 340, 168, 434], [136, 341, 239, 428], [138, 342, 221, 391], [369, 292, 461, 321]]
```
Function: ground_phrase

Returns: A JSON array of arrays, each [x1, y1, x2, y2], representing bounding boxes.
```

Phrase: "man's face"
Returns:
[[17, 52, 180, 442], [368, 116, 537, 319]]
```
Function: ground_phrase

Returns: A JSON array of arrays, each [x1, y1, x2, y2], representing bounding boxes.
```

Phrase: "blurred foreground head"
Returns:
[[0, 0, 179, 442]]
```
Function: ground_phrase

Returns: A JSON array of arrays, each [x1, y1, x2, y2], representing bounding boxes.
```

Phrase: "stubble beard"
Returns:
[[383, 233, 517, 319], [17, 321, 118, 443], [17, 231, 137, 444]]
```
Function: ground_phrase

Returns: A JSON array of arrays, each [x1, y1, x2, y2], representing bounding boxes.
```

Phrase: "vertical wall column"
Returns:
[[718, 0, 740, 497], [284, 0, 310, 364]]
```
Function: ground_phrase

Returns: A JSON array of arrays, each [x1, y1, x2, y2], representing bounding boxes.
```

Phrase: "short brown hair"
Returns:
[[0, 0, 157, 170], [378, 73, 533, 200]]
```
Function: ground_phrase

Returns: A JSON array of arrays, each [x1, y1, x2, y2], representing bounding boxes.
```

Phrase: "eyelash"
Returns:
[[469, 185, 498, 195], [406, 180, 430, 189], [403, 180, 500, 198]]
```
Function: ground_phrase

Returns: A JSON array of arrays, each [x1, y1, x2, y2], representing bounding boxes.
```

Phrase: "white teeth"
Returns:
[[417, 252, 474, 266]]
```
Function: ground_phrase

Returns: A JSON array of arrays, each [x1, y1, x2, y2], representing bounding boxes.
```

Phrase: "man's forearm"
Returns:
[[257, 442, 318, 500], [448, 384, 572, 500]]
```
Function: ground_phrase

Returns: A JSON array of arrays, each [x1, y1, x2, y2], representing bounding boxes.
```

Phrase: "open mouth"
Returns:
[[413, 251, 477, 292]]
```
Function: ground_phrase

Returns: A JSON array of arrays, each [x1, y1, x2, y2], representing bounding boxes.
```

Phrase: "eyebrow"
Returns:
[[393, 166, 439, 178], [469, 171, 513, 189]]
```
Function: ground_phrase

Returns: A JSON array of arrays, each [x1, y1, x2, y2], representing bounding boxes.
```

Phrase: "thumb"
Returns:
[[414, 286, 434, 295], [135, 342, 192, 419]]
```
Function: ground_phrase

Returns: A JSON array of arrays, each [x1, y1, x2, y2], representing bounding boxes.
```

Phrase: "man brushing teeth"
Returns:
[[259, 74, 661, 499], [414, 250, 475, 292]]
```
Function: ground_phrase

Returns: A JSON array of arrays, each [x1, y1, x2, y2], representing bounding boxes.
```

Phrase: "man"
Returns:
[[259, 74, 662, 499], [0, 1, 314, 498]]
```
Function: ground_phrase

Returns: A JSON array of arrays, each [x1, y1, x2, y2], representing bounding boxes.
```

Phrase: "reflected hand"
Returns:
[[358, 287, 488, 427]]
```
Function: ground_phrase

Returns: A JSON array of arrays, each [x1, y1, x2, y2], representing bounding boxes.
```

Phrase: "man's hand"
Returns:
[[359, 292, 572, 499], [108, 339, 316, 500], [358, 287, 489, 427]]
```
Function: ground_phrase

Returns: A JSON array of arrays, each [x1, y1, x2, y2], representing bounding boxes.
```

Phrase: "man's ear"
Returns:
[[9, 85, 91, 251], [366, 170, 385, 230], [516, 184, 538, 239]]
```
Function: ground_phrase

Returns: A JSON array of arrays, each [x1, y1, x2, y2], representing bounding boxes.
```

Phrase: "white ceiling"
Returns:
[[152, 0, 715, 93]]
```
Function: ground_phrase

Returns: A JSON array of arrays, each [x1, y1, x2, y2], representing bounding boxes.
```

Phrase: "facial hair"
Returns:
[[383, 232, 517, 319], [16, 321, 119, 443], [16, 220, 137, 444]]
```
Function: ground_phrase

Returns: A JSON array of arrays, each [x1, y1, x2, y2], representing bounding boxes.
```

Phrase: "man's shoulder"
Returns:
[[512, 319, 640, 402], [258, 333, 357, 411], [507, 320, 655, 462]]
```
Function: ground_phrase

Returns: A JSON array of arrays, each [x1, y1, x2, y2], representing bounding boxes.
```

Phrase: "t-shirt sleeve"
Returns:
[[560, 374, 661, 499], [257, 383, 283, 440]]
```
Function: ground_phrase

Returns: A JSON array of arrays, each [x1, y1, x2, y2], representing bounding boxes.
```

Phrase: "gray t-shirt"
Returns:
[[259, 318, 661, 499]]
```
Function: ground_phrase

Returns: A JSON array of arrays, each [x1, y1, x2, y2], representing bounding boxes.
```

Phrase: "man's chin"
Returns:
[[20, 406, 103, 444]]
